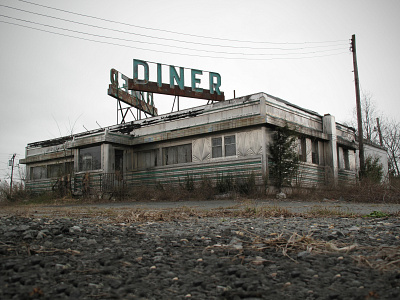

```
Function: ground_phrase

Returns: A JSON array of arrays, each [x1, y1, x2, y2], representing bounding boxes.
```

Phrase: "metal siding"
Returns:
[[125, 156, 263, 187]]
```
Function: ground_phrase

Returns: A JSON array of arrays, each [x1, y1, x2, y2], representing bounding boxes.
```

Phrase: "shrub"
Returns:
[[235, 172, 256, 195], [216, 173, 234, 194], [364, 156, 383, 183], [269, 124, 299, 192]]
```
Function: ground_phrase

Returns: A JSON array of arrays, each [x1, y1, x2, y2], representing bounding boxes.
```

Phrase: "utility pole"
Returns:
[[351, 34, 365, 177], [9, 153, 16, 198]]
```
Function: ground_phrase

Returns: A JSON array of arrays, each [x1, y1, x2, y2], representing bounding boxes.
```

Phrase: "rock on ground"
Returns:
[[1, 215, 400, 299]]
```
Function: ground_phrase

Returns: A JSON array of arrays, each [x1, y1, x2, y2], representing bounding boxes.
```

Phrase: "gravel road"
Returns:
[[1, 200, 400, 299], [83, 198, 400, 215]]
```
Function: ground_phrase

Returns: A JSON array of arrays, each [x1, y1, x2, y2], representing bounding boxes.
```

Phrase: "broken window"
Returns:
[[79, 146, 101, 171]]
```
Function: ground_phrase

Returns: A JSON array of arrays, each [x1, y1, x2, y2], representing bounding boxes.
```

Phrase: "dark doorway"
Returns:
[[115, 150, 123, 173]]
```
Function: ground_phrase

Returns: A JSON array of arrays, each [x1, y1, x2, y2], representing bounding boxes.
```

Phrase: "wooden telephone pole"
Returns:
[[351, 34, 365, 177], [9, 153, 16, 198]]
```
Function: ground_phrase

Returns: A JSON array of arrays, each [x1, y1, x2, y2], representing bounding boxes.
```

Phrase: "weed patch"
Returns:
[[307, 206, 358, 218], [364, 211, 389, 218]]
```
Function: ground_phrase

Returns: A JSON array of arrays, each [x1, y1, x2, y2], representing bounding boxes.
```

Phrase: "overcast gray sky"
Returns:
[[1, 0, 399, 183]]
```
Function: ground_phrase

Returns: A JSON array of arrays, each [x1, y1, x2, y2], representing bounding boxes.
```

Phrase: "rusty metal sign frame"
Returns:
[[108, 69, 158, 118], [128, 80, 225, 102]]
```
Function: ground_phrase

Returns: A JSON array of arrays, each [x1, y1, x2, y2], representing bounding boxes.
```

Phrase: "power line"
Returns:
[[16, 0, 348, 46], [0, 15, 349, 57], [0, 20, 349, 61], [0, 4, 348, 51]]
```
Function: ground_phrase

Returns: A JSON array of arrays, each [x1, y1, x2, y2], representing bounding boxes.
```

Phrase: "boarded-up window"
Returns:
[[79, 146, 101, 171], [212, 137, 222, 158], [163, 144, 192, 165], [137, 149, 158, 169], [224, 135, 236, 157]]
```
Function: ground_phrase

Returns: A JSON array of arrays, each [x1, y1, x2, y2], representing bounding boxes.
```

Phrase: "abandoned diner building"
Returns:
[[20, 61, 388, 195]]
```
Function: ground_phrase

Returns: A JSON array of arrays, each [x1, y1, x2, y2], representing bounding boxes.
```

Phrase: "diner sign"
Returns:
[[108, 59, 224, 116]]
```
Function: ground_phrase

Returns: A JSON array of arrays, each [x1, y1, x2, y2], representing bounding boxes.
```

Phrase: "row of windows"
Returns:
[[136, 136, 237, 169], [298, 137, 352, 170], [29, 136, 355, 178], [30, 162, 73, 180]]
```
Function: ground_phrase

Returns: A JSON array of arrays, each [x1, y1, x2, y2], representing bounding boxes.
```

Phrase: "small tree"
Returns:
[[269, 124, 299, 192], [364, 156, 383, 183]]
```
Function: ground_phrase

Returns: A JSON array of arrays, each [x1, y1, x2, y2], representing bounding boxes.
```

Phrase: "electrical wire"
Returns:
[[16, 0, 348, 45], [0, 15, 349, 57], [0, 4, 349, 51], [0, 20, 349, 61]]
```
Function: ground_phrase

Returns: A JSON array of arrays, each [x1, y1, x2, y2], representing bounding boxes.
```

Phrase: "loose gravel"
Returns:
[[1, 212, 400, 299]]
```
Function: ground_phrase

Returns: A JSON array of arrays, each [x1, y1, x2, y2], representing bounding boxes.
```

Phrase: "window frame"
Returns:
[[224, 135, 236, 157], [311, 140, 319, 165], [212, 137, 223, 158], [212, 134, 236, 159], [79, 145, 102, 172], [163, 144, 192, 166]]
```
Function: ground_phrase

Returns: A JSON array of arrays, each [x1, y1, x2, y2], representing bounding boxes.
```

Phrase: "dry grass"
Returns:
[[205, 228, 400, 272], [352, 245, 400, 272], [222, 230, 358, 263], [306, 206, 359, 218]]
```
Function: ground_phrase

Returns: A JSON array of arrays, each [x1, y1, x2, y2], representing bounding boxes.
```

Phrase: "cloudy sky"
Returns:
[[1, 0, 399, 182]]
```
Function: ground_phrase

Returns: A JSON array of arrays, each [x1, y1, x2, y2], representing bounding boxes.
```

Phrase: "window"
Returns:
[[312, 140, 319, 165], [224, 135, 236, 157], [79, 146, 101, 171], [47, 162, 74, 178], [212, 137, 222, 158], [344, 149, 350, 170], [115, 150, 123, 172], [31, 166, 47, 180], [177, 144, 192, 164], [163, 144, 192, 165], [298, 137, 306, 162], [48, 164, 62, 178], [137, 149, 158, 169], [212, 135, 236, 158]]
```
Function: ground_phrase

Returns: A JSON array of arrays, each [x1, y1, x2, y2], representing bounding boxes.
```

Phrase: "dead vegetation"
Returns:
[[205, 228, 400, 272], [249, 231, 358, 262], [352, 245, 400, 272]]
